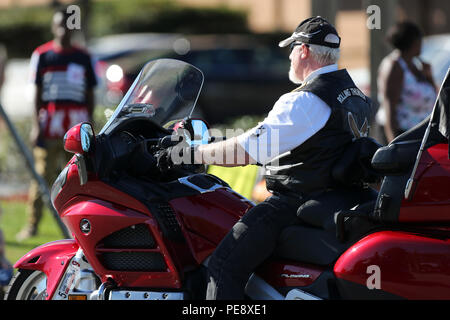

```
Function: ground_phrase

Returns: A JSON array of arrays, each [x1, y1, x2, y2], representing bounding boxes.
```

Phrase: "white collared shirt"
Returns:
[[303, 64, 338, 82], [236, 64, 338, 165]]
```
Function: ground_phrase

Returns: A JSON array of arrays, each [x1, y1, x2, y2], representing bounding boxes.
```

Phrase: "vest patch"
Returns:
[[337, 87, 366, 104]]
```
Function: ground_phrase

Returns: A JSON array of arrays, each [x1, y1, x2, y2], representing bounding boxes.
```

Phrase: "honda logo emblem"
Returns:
[[80, 219, 91, 234]]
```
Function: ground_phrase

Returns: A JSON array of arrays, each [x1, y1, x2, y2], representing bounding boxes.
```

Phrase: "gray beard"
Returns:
[[289, 67, 302, 85]]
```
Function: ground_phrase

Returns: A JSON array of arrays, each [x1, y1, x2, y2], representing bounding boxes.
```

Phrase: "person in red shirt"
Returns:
[[17, 8, 97, 240]]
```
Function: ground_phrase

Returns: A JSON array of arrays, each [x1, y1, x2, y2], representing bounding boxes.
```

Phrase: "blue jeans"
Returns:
[[205, 193, 304, 300]]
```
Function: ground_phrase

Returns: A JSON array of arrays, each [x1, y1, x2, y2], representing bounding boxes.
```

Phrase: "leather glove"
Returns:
[[157, 145, 197, 172]]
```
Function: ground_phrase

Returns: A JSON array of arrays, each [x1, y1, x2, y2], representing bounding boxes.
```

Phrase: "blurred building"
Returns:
[[178, 0, 370, 70], [177, 0, 450, 69], [1, 0, 450, 97]]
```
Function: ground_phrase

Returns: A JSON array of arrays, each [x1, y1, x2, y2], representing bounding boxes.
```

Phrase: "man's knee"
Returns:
[[231, 221, 248, 240]]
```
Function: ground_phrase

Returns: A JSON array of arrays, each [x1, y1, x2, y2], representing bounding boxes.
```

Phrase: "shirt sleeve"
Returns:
[[84, 54, 98, 88], [29, 50, 41, 85], [236, 91, 331, 165]]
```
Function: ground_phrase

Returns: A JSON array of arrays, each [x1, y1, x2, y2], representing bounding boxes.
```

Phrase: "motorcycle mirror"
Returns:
[[184, 119, 210, 146], [64, 122, 95, 154]]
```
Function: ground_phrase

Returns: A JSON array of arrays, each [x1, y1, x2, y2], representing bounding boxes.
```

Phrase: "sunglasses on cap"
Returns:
[[289, 42, 309, 53]]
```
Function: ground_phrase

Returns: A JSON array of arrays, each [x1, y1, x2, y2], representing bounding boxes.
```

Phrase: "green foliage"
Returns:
[[0, 5, 53, 28], [0, 5, 52, 58], [90, 0, 248, 36], [89, 0, 175, 36]]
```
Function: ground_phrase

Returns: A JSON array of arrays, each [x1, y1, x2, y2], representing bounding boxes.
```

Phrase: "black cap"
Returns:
[[279, 16, 341, 49]]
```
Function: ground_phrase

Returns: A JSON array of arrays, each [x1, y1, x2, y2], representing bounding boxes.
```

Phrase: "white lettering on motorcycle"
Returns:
[[280, 273, 311, 278]]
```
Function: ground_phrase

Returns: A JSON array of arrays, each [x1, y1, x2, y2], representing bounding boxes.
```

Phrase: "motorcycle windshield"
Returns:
[[99, 59, 204, 134]]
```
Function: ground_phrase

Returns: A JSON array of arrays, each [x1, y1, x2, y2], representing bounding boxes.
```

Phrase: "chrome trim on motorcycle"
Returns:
[[285, 289, 321, 300], [90, 282, 112, 300], [75, 154, 88, 186], [178, 176, 224, 194], [108, 290, 184, 300], [245, 274, 284, 300], [53, 249, 98, 300]]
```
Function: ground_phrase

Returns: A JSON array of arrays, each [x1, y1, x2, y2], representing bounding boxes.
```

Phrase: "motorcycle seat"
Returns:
[[275, 209, 380, 266], [297, 187, 378, 230], [275, 223, 349, 266], [273, 188, 380, 266]]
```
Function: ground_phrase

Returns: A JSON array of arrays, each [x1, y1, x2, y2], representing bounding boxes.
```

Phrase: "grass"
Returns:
[[1, 200, 64, 267]]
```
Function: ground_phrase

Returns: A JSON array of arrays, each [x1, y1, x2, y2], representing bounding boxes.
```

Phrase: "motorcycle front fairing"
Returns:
[[12, 59, 207, 298], [47, 59, 220, 290]]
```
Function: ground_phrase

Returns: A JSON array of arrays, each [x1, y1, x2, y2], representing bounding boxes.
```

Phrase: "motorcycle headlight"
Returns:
[[51, 165, 69, 207]]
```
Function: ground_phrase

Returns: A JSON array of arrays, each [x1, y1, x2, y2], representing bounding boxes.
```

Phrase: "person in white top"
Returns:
[[377, 21, 437, 143]]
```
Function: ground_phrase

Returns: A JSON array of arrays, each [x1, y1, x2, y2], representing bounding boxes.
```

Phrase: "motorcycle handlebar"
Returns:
[[158, 135, 183, 148]]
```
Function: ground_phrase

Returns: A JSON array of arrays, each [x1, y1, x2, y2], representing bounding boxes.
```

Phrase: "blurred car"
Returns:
[[88, 33, 295, 124], [421, 33, 450, 86]]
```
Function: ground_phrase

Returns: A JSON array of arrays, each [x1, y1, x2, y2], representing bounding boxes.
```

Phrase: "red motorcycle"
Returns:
[[5, 59, 450, 300]]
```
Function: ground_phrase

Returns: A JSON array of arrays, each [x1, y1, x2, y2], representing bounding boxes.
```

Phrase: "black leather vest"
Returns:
[[265, 69, 372, 195]]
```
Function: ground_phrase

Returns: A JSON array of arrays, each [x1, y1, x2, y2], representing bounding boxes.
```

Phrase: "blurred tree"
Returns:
[[78, 0, 91, 42], [90, 0, 248, 36], [0, 0, 249, 58]]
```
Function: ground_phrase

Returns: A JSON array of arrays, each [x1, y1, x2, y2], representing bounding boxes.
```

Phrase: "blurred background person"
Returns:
[[376, 21, 437, 144], [0, 207, 13, 297], [0, 44, 6, 90], [16, 7, 97, 241], [0, 44, 13, 296]]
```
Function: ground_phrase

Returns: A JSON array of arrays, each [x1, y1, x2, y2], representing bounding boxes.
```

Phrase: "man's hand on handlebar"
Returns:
[[156, 144, 198, 173]]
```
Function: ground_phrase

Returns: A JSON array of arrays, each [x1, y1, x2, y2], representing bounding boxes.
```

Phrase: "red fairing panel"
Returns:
[[14, 240, 79, 300], [61, 197, 182, 288], [400, 144, 450, 222], [169, 188, 252, 263], [53, 162, 150, 217], [334, 231, 450, 299]]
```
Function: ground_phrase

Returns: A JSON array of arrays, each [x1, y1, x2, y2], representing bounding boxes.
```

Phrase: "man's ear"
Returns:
[[300, 45, 309, 60]]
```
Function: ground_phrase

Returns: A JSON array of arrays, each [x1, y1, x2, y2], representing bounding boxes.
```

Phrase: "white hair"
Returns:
[[308, 44, 340, 66]]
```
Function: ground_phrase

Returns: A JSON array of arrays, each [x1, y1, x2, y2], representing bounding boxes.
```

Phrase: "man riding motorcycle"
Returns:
[[158, 16, 375, 300]]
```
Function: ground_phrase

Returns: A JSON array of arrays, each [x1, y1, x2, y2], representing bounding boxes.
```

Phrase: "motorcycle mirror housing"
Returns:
[[64, 122, 95, 154], [182, 118, 210, 146]]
